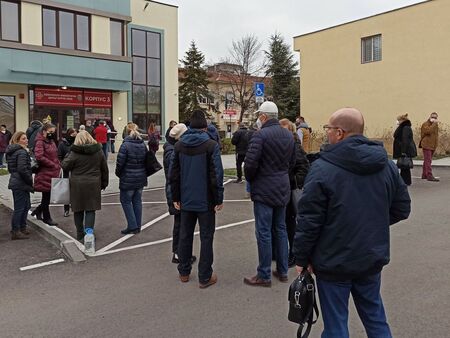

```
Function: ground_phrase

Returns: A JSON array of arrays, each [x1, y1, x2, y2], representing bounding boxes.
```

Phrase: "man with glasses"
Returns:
[[293, 108, 411, 337], [243, 101, 296, 287]]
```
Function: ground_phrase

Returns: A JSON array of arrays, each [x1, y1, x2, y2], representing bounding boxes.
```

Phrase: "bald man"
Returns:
[[293, 108, 411, 338]]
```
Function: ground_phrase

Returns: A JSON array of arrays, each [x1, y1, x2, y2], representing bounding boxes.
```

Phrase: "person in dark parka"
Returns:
[[393, 113, 417, 186], [115, 123, 148, 235], [243, 101, 296, 287], [32, 123, 60, 226], [293, 108, 411, 338], [61, 131, 109, 240], [231, 123, 248, 183], [58, 128, 77, 217], [6, 131, 33, 240]]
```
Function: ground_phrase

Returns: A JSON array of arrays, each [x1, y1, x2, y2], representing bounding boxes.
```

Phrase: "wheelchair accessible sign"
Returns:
[[254, 82, 265, 103]]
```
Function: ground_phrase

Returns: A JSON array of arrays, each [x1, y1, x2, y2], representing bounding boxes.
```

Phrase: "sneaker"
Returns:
[[199, 273, 217, 289], [272, 270, 289, 283], [243, 275, 271, 287]]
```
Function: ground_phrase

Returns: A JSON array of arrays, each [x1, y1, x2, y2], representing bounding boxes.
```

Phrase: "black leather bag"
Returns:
[[145, 148, 162, 177], [397, 156, 413, 169], [288, 271, 319, 338]]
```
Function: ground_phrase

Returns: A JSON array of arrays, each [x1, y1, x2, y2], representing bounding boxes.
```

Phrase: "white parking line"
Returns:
[[95, 212, 171, 254], [94, 219, 254, 257], [20, 259, 65, 271]]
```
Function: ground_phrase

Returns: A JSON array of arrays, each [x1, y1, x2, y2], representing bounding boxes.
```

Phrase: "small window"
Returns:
[[43, 8, 56, 46], [59, 11, 74, 49], [110, 20, 124, 56], [76, 14, 89, 51], [1, 0, 20, 42], [361, 34, 382, 63]]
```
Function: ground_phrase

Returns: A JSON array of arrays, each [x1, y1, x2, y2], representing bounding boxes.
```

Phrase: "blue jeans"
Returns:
[[120, 188, 143, 231], [253, 201, 288, 280], [102, 143, 108, 159], [11, 190, 31, 231], [317, 273, 392, 338]]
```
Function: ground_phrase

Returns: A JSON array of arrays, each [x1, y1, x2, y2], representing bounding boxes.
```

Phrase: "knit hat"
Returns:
[[169, 123, 188, 140], [190, 110, 208, 129]]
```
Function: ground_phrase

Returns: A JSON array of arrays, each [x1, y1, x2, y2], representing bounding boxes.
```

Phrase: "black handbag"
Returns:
[[397, 156, 413, 169], [288, 271, 319, 338], [145, 148, 162, 176]]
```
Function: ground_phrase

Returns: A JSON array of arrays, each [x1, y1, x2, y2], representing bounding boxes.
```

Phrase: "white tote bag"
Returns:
[[51, 171, 70, 205]]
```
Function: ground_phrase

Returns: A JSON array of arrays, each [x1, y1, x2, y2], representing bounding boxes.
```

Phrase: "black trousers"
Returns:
[[236, 154, 245, 180], [74, 210, 96, 239], [400, 168, 412, 186], [178, 210, 215, 283], [172, 213, 181, 254], [35, 191, 51, 221]]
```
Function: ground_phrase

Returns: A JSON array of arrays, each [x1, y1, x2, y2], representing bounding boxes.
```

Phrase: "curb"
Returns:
[[1, 197, 86, 263]]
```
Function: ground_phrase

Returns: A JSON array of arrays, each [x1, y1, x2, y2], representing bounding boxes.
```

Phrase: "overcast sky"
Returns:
[[159, 0, 426, 64]]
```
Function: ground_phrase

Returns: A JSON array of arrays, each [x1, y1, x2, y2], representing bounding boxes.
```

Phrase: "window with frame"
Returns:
[[0, 95, 16, 132], [361, 34, 382, 64], [110, 19, 124, 56], [0, 0, 20, 42], [132, 28, 161, 130], [42, 7, 90, 51]]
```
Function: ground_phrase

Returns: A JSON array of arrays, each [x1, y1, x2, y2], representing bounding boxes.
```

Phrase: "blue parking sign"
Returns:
[[254, 83, 265, 97]]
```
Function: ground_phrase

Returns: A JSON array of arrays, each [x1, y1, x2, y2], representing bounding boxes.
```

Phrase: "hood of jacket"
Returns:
[[6, 144, 24, 156], [71, 143, 102, 154], [180, 129, 210, 147], [320, 135, 388, 175], [123, 136, 144, 145], [29, 120, 43, 130]]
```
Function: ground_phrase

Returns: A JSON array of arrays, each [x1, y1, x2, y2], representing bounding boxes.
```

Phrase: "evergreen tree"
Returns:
[[178, 41, 210, 122], [265, 34, 300, 121]]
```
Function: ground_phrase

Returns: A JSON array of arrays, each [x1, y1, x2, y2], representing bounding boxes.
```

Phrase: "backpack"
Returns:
[[288, 271, 319, 338]]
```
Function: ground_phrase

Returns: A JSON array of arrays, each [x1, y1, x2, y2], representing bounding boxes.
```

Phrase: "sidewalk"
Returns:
[[0, 154, 237, 203]]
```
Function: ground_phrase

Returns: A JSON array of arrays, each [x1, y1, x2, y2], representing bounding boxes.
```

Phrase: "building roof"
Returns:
[[147, 1, 178, 9], [293, 0, 431, 40]]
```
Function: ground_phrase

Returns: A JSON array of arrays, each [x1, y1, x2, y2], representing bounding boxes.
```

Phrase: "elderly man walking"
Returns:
[[420, 112, 439, 182], [243, 101, 295, 287], [293, 108, 411, 338]]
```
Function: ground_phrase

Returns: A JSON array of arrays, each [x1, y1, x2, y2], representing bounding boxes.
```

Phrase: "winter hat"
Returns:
[[169, 123, 188, 140], [190, 110, 208, 129]]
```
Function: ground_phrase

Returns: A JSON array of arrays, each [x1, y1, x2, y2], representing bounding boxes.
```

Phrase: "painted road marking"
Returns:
[[94, 219, 255, 257], [20, 259, 65, 271]]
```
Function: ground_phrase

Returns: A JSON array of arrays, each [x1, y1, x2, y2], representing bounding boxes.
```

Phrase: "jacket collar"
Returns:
[[261, 118, 280, 129]]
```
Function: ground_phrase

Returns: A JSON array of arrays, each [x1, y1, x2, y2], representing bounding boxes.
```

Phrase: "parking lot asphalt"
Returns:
[[0, 167, 449, 337]]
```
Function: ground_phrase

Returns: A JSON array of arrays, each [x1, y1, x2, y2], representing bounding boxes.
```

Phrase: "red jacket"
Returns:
[[33, 133, 60, 192], [94, 125, 108, 144]]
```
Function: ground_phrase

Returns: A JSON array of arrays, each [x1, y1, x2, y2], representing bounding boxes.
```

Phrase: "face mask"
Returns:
[[46, 133, 55, 140], [66, 136, 75, 144], [1, 130, 5, 134], [430, 118, 437, 123], [396, 121, 400, 126], [256, 118, 262, 130]]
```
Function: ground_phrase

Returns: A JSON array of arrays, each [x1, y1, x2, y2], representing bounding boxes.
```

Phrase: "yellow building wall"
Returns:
[[294, 0, 449, 137], [113, 91, 128, 142], [21, 2, 42, 46], [91, 16, 111, 54], [131, 0, 179, 131], [0, 84, 29, 132]]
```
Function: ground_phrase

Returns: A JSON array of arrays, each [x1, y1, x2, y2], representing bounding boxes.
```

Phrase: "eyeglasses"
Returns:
[[323, 125, 346, 132]]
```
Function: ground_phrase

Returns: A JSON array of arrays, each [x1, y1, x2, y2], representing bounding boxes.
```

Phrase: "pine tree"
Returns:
[[178, 41, 210, 122], [265, 34, 300, 121]]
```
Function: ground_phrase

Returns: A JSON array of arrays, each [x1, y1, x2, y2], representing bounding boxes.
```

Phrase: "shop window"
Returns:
[[42, 7, 90, 51], [110, 19, 124, 56], [361, 34, 382, 63], [0, 1, 20, 42], [132, 28, 162, 129], [0, 96, 15, 132]]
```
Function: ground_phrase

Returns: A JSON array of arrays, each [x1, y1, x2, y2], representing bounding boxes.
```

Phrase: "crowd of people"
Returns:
[[2, 103, 442, 336]]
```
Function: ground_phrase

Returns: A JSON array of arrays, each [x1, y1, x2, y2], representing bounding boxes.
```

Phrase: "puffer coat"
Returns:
[[33, 133, 60, 192], [115, 136, 148, 190], [61, 143, 108, 212], [393, 120, 417, 159], [6, 144, 33, 192]]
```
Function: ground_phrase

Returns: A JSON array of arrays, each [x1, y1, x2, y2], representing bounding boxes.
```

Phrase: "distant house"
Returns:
[[293, 0, 448, 136]]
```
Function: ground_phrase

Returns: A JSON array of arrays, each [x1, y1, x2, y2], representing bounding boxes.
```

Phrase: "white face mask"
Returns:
[[256, 118, 263, 129], [396, 120, 400, 126], [430, 118, 437, 123]]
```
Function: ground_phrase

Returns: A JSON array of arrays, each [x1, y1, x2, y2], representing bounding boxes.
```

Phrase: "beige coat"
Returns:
[[420, 120, 439, 151]]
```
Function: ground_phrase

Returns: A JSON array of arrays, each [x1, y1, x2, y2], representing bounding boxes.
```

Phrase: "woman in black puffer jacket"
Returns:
[[393, 113, 417, 186], [115, 123, 148, 235], [6, 131, 33, 240]]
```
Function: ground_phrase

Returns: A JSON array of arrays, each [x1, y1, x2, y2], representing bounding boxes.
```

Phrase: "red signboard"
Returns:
[[224, 109, 237, 115], [34, 88, 112, 108], [84, 91, 112, 108], [34, 88, 83, 107]]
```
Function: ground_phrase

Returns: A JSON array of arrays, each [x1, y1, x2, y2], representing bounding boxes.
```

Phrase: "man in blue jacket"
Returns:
[[169, 110, 224, 289], [294, 108, 411, 338], [244, 101, 296, 287]]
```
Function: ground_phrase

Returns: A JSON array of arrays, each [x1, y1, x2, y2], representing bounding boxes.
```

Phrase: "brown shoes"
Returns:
[[199, 273, 217, 289], [427, 176, 440, 182], [243, 275, 272, 287], [272, 270, 289, 283], [179, 274, 189, 283], [11, 230, 29, 240]]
